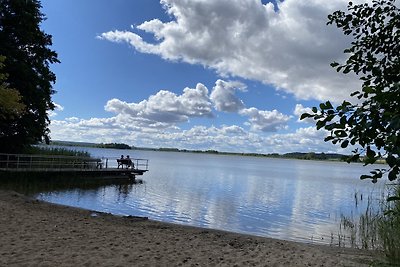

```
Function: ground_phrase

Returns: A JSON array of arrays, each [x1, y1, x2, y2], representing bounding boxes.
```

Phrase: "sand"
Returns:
[[0, 190, 378, 266]]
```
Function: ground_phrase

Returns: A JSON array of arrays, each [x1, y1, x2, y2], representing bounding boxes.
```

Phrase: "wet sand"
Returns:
[[0, 190, 377, 266]]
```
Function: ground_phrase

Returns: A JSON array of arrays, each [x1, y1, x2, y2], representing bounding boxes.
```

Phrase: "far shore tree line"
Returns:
[[50, 140, 362, 162]]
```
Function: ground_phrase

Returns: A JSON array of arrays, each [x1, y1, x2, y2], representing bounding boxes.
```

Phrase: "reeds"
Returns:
[[377, 185, 400, 264], [337, 184, 400, 265], [25, 145, 90, 157]]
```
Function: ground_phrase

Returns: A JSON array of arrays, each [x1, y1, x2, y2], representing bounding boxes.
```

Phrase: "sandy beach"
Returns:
[[0, 190, 378, 266]]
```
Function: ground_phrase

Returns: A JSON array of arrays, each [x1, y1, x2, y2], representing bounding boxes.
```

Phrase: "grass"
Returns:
[[337, 184, 400, 265]]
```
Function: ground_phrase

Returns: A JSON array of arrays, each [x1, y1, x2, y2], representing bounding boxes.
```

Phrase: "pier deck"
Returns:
[[0, 153, 149, 180]]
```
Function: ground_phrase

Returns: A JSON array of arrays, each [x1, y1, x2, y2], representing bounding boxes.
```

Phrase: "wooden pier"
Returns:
[[0, 153, 149, 180]]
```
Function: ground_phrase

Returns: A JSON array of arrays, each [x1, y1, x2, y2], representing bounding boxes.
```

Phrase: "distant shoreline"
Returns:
[[49, 140, 354, 162]]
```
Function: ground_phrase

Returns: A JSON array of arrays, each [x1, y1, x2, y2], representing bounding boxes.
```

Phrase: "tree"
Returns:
[[0, 55, 25, 120], [0, 0, 59, 152], [301, 0, 400, 183]]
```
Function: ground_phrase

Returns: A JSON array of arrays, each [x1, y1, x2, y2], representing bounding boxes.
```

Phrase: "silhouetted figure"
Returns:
[[126, 155, 132, 169]]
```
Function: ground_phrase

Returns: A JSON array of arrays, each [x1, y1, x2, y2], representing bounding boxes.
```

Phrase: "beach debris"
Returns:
[[125, 215, 148, 221]]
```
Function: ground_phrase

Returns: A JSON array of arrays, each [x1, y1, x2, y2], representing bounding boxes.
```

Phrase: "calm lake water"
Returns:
[[24, 147, 388, 244]]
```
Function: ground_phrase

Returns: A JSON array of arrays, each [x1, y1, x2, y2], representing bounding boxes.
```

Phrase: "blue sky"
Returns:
[[41, 0, 363, 154]]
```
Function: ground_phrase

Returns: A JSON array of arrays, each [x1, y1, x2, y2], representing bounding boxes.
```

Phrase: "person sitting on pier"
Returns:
[[126, 155, 133, 169], [117, 155, 133, 169]]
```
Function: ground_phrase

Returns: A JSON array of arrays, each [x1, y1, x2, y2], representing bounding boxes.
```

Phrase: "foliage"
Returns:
[[0, 55, 25, 120], [97, 143, 132, 149], [301, 0, 400, 183], [0, 0, 59, 153]]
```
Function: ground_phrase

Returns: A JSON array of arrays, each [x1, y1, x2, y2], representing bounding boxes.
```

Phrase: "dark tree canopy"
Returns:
[[302, 0, 400, 183], [0, 0, 59, 152]]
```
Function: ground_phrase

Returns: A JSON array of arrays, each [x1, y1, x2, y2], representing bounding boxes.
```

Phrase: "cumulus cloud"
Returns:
[[210, 80, 246, 112], [208, 79, 292, 132], [105, 83, 213, 127], [99, 0, 364, 102], [239, 108, 291, 132], [102, 79, 291, 132]]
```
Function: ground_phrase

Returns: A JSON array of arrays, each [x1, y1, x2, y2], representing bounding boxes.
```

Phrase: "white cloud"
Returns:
[[54, 103, 64, 111], [265, 126, 339, 153], [99, 0, 365, 103], [221, 125, 246, 135], [208, 80, 292, 132], [50, 116, 352, 154], [47, 103, 64, 117], [210, 79, 246, 112], [105, 82, 213, 127], [293, 103, 314, 123], [103, 79, 291, 133], [239, 107, 291, 132], [49, 80, 309, 152]]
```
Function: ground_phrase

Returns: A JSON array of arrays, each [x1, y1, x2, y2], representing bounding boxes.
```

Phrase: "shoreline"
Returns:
[[1, 189, 378, 266]]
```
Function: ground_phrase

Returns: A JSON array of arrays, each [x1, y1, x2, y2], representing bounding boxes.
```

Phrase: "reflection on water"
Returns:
[[0, 173, 142, 197], [0, 147, 386, 245]]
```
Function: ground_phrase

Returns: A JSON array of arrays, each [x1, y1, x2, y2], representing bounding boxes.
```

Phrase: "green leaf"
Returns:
[[375, 138, 384, 148], [366, 146, 376, 158], [360, 174, 371, 180], [340, 116, 347, 126], [388, 167, 399, 181], [362, 86, 374, 93], [316, 120, 325, 130], [334, 130, 347, 138], [341, 140, 349, 148], [343, 66, 352, 74], [324, 136, 335, 142], [386, 155, 396, 167], [300, 113, 312, 120], [341, 101, 352, 107], [330, 62, 340, 67], [325, 101, 333, 109]]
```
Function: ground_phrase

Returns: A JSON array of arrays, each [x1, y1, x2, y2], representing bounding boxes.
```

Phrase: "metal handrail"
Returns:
[[0, 153, 96, 160], [0, 153, 149, 171]]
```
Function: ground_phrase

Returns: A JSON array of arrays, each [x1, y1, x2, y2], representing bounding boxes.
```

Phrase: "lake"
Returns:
[[25, 147, 388, 245]]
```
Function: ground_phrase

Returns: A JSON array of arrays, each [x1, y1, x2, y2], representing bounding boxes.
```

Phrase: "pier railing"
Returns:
[[131, 158, 149, 171], [0, 153, 149, 172]]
